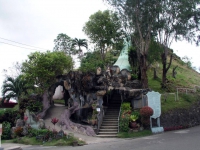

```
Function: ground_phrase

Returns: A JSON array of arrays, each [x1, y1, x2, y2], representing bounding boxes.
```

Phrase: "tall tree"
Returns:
[[104, 0, 200, 88], [53, 33, 74, 55], [104, 0, 161, 88], [154, 0, 200, 88], [21, 51, 73, 93], [83, 10, 125, 61], [1, 75, 34, 107], [72, 38, 88, 60]]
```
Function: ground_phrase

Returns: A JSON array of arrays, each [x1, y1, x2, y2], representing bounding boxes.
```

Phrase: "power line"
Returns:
[[0, 41, 50, 51], [0, 37, 50, 50]]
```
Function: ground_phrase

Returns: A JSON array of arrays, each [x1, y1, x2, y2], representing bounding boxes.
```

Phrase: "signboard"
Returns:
[[0, 124, 2, 135], [96, 108, 100, 112], [147, 91, 161, 119]]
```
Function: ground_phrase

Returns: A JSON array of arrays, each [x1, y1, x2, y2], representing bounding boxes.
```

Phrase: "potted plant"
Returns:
[[129, 111, 140, 129]]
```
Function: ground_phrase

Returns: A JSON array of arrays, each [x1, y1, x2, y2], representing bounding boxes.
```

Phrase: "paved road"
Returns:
[[4, 126, 200, 150]]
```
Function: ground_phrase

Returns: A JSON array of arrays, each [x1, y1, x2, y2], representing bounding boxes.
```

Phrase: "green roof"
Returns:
[[113, 39, 131, 71]]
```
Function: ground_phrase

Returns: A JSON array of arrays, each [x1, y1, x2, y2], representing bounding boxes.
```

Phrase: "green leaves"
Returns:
[[83, 10, 125, 60], [21, 51, 73, 93]]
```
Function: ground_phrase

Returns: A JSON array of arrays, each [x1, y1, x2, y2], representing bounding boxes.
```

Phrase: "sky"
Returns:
[[0, 0, 199, 97]]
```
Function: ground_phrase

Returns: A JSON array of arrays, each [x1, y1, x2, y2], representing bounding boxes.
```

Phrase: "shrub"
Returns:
[[0, 109, 21, 127], [121, 102, 131, 111], [140, 106, 153, 117], [2, 121, 11, 140], [14, 127, 23, 137], [119, 114, 130, 132], [119, 110, 131, 132]]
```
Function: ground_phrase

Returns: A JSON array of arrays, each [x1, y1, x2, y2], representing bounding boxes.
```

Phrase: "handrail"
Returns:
[[96, 107, 104, 134], [118, 94, 123, 133]]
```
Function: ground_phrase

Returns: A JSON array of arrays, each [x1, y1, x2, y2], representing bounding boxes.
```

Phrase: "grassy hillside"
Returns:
[[148, 55, 200, 92], [148, 55, 200, 113]]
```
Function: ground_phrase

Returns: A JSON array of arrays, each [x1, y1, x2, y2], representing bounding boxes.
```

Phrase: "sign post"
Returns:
[[147, 91, 164, 133]]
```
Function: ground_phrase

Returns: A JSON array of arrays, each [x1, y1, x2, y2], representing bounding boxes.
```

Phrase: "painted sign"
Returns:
[[147, 91, 161, 119]]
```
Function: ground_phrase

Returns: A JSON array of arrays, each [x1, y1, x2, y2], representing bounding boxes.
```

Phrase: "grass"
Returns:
[[118, 130, 152, 138], [147, 55, 200, 113], [161, 93, 199, 113], [3, 136, 86, 146], [54, 99, 65, 105]]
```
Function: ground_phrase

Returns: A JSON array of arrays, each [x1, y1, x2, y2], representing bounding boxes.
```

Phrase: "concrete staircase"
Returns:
[[97, 93, 121, 138]]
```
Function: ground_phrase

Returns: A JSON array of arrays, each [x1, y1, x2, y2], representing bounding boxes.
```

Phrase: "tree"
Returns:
[[72, 38, 88, 60], [21, 51, 73, 93], [83, 10, 125, 61], [104, 0, 161, 88], [1, 75, 34, 107], [80, 50, 109, 72], [153, 0, 200, 88], [104, 0, 200, 88], [53, 33, 74, 55]]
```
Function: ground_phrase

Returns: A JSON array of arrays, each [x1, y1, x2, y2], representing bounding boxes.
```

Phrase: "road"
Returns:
[[9, 126, 200, 150]]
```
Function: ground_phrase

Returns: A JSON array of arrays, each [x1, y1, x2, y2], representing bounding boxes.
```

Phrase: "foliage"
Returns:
[[129, 114, 139, 122], [118, 130, 152, 138], [129, 111, 140, 122], [72, 38, 88, 60], [53, 33, 74, 55], [27, 100, 43, 113], [121, 102, 131, 111], [0, 109, 21, 127], [140, 106, 153, 117], [83, 10, 125, 60], [51, 118, 59, 125], [119, 112, 130, 132], [21, 51, 73, 93], [14, 127, 23, 137], [2, 121, 11, 140], [79, 50, 110, 72], [9, 134, 86, 146], [1, 75, 34, 107], [105, 0, 200, 88]]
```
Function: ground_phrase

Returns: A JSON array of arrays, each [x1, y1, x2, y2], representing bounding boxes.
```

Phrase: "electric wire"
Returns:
[[0, 37, 50, 51], [0, 41, 50, 51]]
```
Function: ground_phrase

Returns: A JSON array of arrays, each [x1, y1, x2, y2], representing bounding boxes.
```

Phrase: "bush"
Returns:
[[140, 106, 153, 117], [0, 109, 21, 127], [14, 126, 23, 137], [2, 121, 11, 140], [121, 102, 131, 111], [119, 110, 131, 132], [119, 114, 130, 132], [140, 106, 153, 128]]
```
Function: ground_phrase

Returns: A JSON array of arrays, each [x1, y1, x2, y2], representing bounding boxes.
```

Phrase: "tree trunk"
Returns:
[[140, 54, 148, 88], [172, 66, 178, 78], [161, 51, 173, 88], [153, 68, 158, 79]]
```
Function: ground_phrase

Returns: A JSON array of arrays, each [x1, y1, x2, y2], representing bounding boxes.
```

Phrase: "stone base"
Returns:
[[151, 127, 164, 134]]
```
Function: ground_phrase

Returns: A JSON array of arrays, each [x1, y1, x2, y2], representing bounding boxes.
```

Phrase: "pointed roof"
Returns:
[[113, 39, 131, 71]]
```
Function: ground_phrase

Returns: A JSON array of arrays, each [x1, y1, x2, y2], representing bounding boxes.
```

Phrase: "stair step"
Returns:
[[100, 129, 118, 132], [98, 132, 118, 135], [102, 123, 118, 126], [103, 118, 118, 121], [104, 115, 118, 117], [103, 120, 118, 123], [96, 134, 118, 138], [100, 125, 118, 129]]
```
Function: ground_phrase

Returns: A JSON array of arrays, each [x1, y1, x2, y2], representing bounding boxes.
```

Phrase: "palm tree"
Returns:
[[1, 75, 34, 108], [72, 38, 88, 59]]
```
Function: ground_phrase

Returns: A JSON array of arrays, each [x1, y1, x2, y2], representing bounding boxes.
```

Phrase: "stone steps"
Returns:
[[97, 94, 121, 138]]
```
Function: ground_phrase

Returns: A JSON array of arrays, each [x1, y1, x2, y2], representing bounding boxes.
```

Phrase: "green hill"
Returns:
[[147, 54, 200, 113]]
